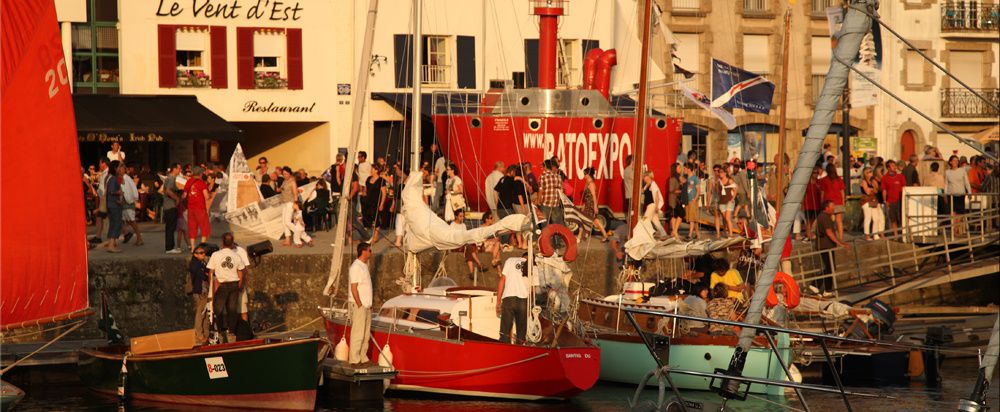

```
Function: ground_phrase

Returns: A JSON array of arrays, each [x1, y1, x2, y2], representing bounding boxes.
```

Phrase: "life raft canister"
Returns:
[[538, 224, 578, 262], [765, 271, 801, 309]]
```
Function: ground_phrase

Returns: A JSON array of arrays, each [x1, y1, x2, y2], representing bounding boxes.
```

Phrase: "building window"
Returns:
[[557, 39, 579, 87], [253, 30, 288, 89], [672, 0, 701, 13], [743, 0, 770, 15], [811, 0, 835, 16], [811, 36, 831, 104], [423, 35, 449, 87], [175, 28, 210, 88], [742, 34, 770, 76], [72, 0, 119, 94], [904, 49, 926, 86]]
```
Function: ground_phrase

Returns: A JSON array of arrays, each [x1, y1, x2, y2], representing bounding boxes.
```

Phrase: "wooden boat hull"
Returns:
[[322, 314, 600, 400], [0, 380, 24, 412], [78, 338, 327, 411], [593, 333, 790, 395]]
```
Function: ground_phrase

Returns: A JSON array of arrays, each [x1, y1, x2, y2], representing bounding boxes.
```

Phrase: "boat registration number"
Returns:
[[563, 353, 592, 359], [205, 357, 229, 379]]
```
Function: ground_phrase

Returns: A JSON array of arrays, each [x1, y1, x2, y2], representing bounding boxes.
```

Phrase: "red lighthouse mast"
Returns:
[[532, 0, 565, 90]]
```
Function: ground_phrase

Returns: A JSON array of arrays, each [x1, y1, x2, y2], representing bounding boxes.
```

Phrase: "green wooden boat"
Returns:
[[579, 298, 791, 395], [0, 380, 24, 412], [79, 337, 328, 410]]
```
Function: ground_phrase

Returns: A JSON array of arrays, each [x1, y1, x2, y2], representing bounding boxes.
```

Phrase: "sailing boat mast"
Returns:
[[411, 0, 423, 172], [774, 9, 791, 208], [325, 0, 381, 296], [628, 0, 654, 230], [716, 0, 878, 400]]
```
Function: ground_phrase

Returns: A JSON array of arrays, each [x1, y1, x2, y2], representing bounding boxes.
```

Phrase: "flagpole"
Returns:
[[775, 9, 791, 208], [629, 0, 654, 231]]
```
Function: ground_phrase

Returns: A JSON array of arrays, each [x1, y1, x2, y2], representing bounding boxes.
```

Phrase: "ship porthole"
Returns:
[[704, 353, 712, 361], [593, 118, 604, 129], [656, 119, 667, 129], [470, 117, 481, 128], [520, 96, 531, 106], [529, 119, 541, 131], [580, 97, 590, 107]]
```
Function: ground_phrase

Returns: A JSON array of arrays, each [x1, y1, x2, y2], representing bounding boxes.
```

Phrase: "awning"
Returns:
[[74, 95, 241, 142]]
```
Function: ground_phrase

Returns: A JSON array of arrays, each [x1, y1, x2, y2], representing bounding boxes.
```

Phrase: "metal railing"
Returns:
[[787, 192, 1000, 301], [421, 64, 450, 86], [941, 3, 1000, 32], [743, 0, 771, 15], [650, 90, 700, 110], [941, 88, 1000, 118]]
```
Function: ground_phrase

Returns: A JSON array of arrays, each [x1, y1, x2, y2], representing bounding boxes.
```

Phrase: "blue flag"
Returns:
[[710, 59, 775, 114]]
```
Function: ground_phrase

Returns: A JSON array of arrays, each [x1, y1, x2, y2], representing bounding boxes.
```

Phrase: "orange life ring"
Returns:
[[538, 224, 578, 262], [765, 272, 800, 309]]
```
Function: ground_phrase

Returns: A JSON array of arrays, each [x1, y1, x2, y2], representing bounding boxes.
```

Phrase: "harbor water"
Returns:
[[11, 357, 998, 411]]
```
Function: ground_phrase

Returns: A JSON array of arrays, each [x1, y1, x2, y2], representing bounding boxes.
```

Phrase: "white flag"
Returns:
[[681, 85, 737, 130]]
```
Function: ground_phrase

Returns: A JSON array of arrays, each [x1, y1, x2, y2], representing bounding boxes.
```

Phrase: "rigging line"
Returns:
[[831, 54, 996, 162], [258, 316, 323, 337], [853, 4, 999, 113]]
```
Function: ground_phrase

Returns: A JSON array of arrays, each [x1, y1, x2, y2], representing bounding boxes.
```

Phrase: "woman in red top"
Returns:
[[819, 163, 846, 239]]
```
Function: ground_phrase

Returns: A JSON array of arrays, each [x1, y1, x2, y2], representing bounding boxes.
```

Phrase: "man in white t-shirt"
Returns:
[[234, 244, 252, 322], [484, 161, 505, 215], [356, 151, 372, 195], [496, 255, 531, 344], [207, 233, 246, 342], [348, 242, 374, 365], [107, 142, 126, 163]]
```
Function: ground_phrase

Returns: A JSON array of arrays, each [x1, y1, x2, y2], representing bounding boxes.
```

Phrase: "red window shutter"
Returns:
[[236, 27, 255, 89], [209, 26, 227, 88], [286, 28, 303, 90], [157, 25, 177, 88]]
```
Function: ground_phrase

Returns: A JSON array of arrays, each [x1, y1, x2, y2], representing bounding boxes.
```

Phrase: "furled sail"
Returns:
[[400, 174, 528, 253], [1, 0, 90, 330], [624, 219, 743, 260]]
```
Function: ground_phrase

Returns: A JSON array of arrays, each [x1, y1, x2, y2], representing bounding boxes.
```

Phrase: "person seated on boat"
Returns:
[[207, 233, 246, 343], [449, 209, 488, 280], [678, 283, 710, 336], [709, 257, 746, 302], [706, 283, 739, 336], [497, 254, 532, 344]]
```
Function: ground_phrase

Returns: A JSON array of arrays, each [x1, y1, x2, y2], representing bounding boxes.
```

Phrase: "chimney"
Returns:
[[531, 1, 566, 89]]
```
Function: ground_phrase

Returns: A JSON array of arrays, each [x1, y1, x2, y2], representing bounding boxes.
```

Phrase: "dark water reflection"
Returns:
[[14, 358, 998, 411]]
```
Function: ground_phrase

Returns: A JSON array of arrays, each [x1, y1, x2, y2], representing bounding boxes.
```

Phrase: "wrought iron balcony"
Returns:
[[743, 0, 772, 16], [941, 3, 1000, 32], [940, 88, 1000, 118]]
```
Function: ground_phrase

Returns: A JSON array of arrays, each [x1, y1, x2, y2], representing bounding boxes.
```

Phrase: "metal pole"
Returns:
[[819, 338, 854, 412], [411, 0, 423, 172], [842, 93, 852, 197], [325, 0, 380, 296], [763, 330, 811, 412]]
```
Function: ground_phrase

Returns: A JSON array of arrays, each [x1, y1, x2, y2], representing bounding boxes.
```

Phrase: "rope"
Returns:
[[258, 316, 323, 338], [394, 352, 549, 378], [0, 318, 88, 340], [0, 320, 86, 375]]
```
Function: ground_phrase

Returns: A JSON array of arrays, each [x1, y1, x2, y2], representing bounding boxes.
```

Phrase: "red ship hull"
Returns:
[[434, 114, 682, 214], [323, 317, 600, 400]]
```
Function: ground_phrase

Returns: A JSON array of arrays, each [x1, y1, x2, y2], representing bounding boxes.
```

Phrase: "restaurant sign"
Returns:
[[78, 132, 166, 143]]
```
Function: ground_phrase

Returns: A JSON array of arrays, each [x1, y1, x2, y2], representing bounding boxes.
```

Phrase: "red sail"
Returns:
[[1, 0, 89, 330]]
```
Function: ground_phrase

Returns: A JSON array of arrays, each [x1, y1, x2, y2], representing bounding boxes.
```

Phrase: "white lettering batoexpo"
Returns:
[[522, 132, 633, 180], [205, 356, 229, 379]]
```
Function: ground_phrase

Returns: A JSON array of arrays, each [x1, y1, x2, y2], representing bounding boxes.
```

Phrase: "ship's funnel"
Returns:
[[594, 49, 618, 100], [583, 47, 603, 90], [531, 0, 566, 90]]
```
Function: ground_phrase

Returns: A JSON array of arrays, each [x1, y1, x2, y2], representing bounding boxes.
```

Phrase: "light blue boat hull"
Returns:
[[594, 334, 791, 396]]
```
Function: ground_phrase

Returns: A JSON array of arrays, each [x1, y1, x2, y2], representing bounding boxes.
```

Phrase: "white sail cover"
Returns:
[[624, 219, 744, 260], [401, 173, 528, 253]]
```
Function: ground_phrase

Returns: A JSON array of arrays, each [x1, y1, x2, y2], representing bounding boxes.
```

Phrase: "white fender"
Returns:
[[334, 337, 349, 362], [378, 344, 394, 368]]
